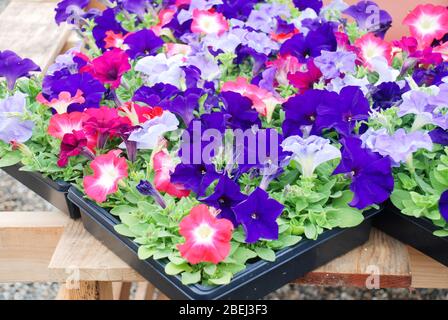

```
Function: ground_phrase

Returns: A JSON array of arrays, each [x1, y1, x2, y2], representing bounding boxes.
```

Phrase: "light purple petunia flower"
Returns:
[[54, 0, 89, 25], [243, 31, 280, 56], [46, 50, 78, 75], [0, 51, 40, 90], [187, 52, 221, 82], [0, 92, 34, 143], [314, 50, 357, 79], [281, 135, 341, 177], [361, 128, 433, 165], [246, 3, 290, 33], [135, 53, 186, 89]]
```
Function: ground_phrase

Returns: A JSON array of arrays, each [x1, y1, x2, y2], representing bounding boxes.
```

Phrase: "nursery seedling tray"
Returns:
[[2, 164, 80, 219], [374, 202, 448, 267], [68, 187, 382, 300]]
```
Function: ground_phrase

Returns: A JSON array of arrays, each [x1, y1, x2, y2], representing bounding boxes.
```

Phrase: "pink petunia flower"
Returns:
[[153, 149, 190, 198], [403, 4, 448, 48], [355, 33, 392, 70], [287, 59, 322, 94], [267, 54, 301, 86], [80, 48, 131, 89], [83, 150, 128, 203], [222, 77, 284, 122], [48, 112, 89, 140], [191, 9, 229, 36], [177, 204, 233, 265], [37, 89, 85, 114], [118, 102, 163, 126], [57, 130, 96, 167], [434, 41, 448, 61], [104, 31, 130, 50], [152, 9, 176, 36]]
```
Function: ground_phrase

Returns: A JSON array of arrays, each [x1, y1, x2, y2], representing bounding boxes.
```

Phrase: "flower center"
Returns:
[[416, 14, 440, 35], [251, 213, 258, 220], [97, 164, 120, 189], [193, 223, 215, 244]]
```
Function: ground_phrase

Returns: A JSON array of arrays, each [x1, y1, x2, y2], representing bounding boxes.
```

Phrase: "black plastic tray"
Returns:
[[374, 202, 448, 267], [2, 164, 80, 219], [68, 187, 382, 300]]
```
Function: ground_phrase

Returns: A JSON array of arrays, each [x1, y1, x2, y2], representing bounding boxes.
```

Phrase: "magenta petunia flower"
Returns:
[[80, 48, 131, 89], [57, 130, 95, 167], [0, 51, 40, 90]]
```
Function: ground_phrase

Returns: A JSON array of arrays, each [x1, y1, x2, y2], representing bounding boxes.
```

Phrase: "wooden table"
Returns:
[[1, 0, 448, 300]]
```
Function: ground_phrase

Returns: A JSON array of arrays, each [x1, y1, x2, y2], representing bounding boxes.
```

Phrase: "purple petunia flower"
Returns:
[[318, 86, 370, 136], [216, 0, 258, 20], [413, 62, 448, 87], [282, 89, 338, 137], [133, 83, 180, 106], [42, 69, 105, 112], [438, 190, 448, 222], [221, 92, 261, 130], [333, 136, 394, 210], [361, 128, 433, 165], [201, 175, 247, 226], [429, 128, 448, 146], [280, 22, 337, 62], [0, 51, 40, 90], [54, 0, 89, 25], [114, 0, 150, 16], [371, 82, 403, 110], [314, 50, 357, 79], [135, 53, 186, 88], [124, 29, 164, 59], [0, 92, 34, 143], [92, 8, 126, 50], [171, 163, 221, 197], [293, 0, 323, 14], [233, 187, 284, 243], [136, 179, 166, 208], [343, 1, 392, 39], [161, 88, 202, 126]]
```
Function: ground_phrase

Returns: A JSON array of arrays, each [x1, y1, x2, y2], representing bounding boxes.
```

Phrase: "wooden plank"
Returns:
[[0, 211, 68, 282], [296, 229, 412, 288], [48, 220, 143, 282], [57, 281, 114, 300], [0, 1, 71, 71], [409, 247, 448, 289]]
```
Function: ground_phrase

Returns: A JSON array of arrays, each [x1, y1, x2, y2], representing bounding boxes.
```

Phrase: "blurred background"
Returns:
[[0, 0, 447, 300]]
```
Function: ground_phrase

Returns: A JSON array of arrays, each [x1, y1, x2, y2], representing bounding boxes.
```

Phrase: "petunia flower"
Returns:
[[127, 110, 179, 150], [118, 102, 163, 126], [54, 0, 89, 25], [201, 175, 247, 227], [83, 150, 128, 203], [267, 54, 301, 86], [282, 135, 341, 178], [292, 0, 323, 13], [361, 128, 433, 165], [343, 1, 392, 39], [80, 48, 131, 89], [133, 83, 180, 106], [215, 0, 258, 20], [403, 4, 448, 48], [104, 31, 129, 50], [333, 136, 394, 210], [314, 50, 357, 80], [221, 91, 261, 130], [191, 9, 229, 36], [57, 130, 95, 167], [47, 111, 89, 140], [36, 89, 85, 114], [429, 128, 448, 146], [177, 204, 233, 265], [152, 149, 191, 198], [0, 92, 34, 143], [171, 163, 221, 197], [0, 51, 40, 90], [233, 187, 284, 243], [371, 82, 402, 110], [161, 88, 202, 127], [136, 179, 166, 208], [355, 33, 392, 70], [438, 190, 448, 222], [123, 29, 164, 59], [92, 8, 126, 50], [287, 59, 323, 93], [222, 77, 283, 122], [135, 53, 186, 89]]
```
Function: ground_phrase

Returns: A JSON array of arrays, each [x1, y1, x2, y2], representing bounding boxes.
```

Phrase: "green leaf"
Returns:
[[304, 221, 317, 239], [433, 230, 448, 237], [110, 205, 135, 216], [138, 246, 155, 260], [326, 207, 364, 228], [181, 271, 201, 285], [0, 151, 22, 167], [255, 247, 276, 262], [114, 224, 136, 237], [209, 271, 232, 285], [203, 264, 217, 276], [231, 247, 257, 264], [119, 212, 140, 226], [165, 262, 185, 275]]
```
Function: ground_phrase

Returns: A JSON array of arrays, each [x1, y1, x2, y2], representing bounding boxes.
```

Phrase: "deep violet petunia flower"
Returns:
[[136, 179, 166, 208], [115, 0, 149, 16], [333, 136, 394, 210], [371, 82, 402, 110], [281, 89, 338, 137], [153, 149, 191, 198], [161, 88, 202, 127], [280, 22, 337, 62], [413, 62, 448, 87], [215, 0, 257, 20], [221, 91, 261, 130], [171, 163, 221, 197], [0, 92, 34, 143], [133, 83, 180, 106], [429, 128, 448, 146], [317, 86, 371, 136], [0, 51, 40, 90], [83, 150, 128, 203], [201, 175, 248, 227], [403, 4, 448, 48], [292, 0, 323, 14], [123, 29, 164, 59], [233, 187, 284, 243], [343, 1, 392, 39], [80, 49, 131, 89], [54, 0, 89, 25], [178, 204, 234, 265], [438, 190, 448, 222], [42, 69, 105, 112], [57, 130, 95, 167], [92, 8, 126, 51]]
